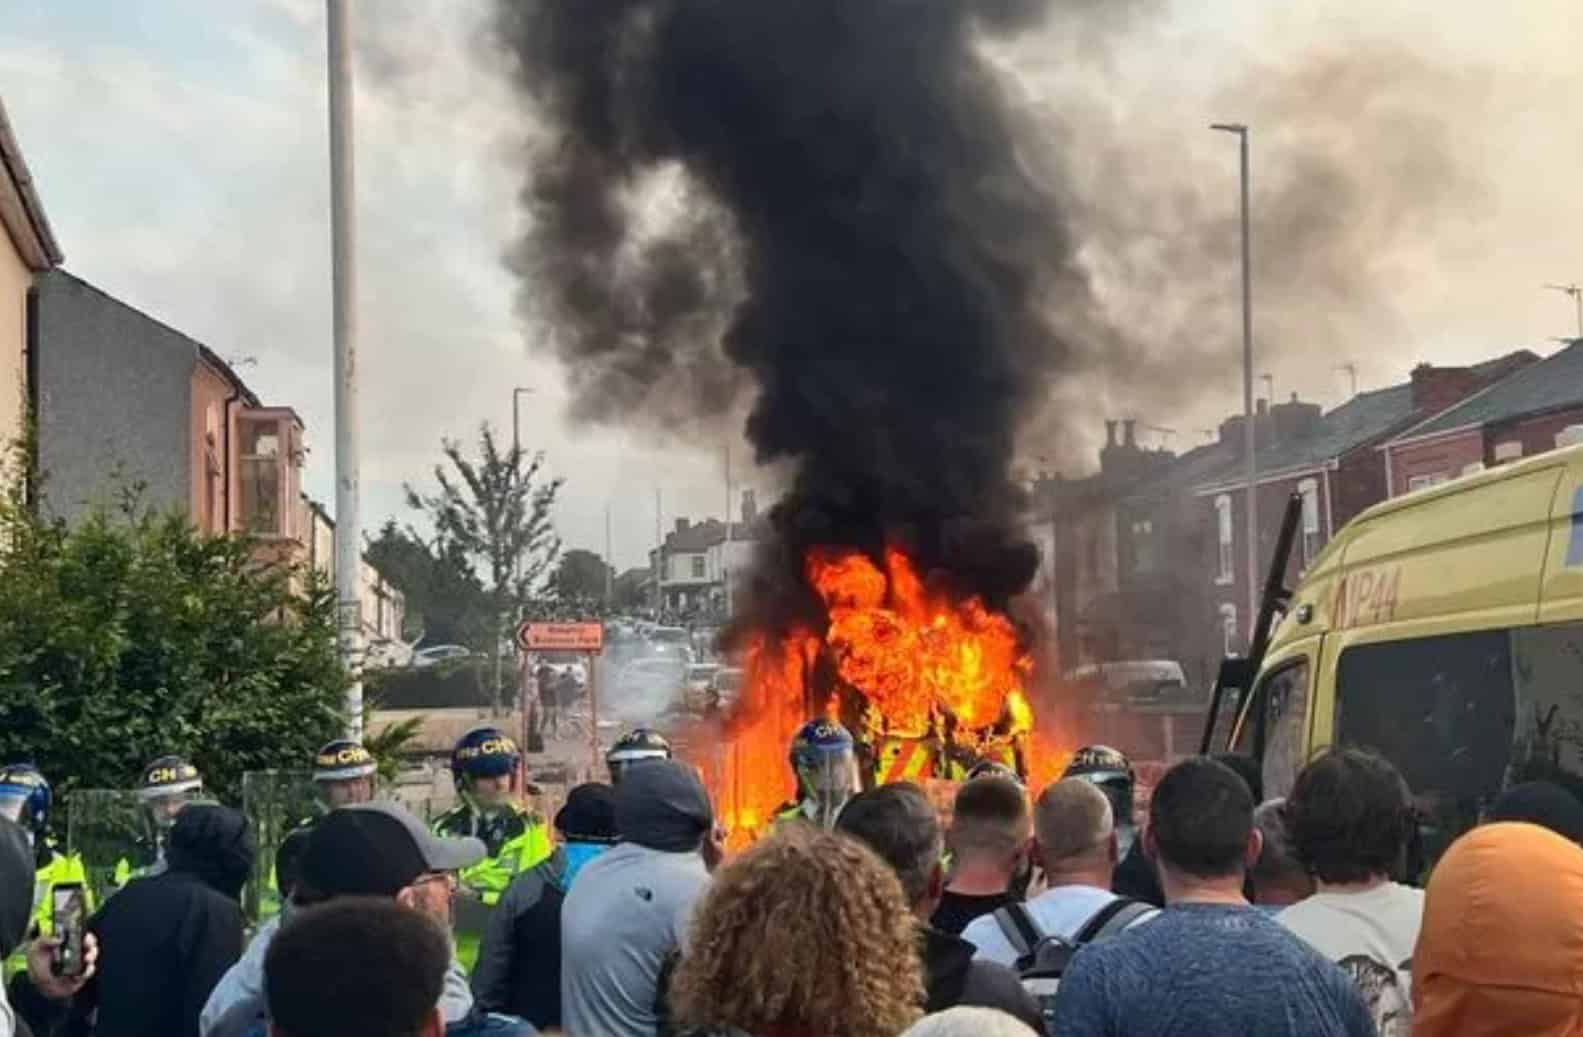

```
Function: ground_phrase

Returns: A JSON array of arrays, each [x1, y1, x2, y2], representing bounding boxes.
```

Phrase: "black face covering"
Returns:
[[0, 815, 35, 955], [165, 804, 256, 901], [613, 760, 713, 853]]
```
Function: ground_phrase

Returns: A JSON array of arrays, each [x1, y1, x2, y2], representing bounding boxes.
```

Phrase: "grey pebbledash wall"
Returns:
[[33, 270, 194, 522]]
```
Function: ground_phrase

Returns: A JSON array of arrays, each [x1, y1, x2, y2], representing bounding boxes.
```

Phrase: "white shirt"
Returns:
[[1278, 882, 1424, 1037], [961, 883, 1157, 967]]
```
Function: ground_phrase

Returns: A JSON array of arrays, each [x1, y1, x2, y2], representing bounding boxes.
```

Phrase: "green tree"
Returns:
[[0, 493, 351, 810], [405, 424, 562, 711], [364, 519, 489, 646], [552, 548, 614, 603]]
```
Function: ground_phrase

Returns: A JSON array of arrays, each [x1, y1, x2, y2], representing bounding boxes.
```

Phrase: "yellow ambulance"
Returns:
[[1219, 444, 1583, 864]]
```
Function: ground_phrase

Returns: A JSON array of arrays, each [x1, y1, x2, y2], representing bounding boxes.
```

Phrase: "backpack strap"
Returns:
[[992, 902, 1045, 962], [1073, 896, 1149, 946]]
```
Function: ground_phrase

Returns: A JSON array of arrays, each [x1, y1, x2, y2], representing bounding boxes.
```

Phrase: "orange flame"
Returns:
[[702, 545, 1056, 849]]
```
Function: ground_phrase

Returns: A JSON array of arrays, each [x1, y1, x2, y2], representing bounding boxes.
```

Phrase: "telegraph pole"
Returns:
[[327, 0, 363, 738]]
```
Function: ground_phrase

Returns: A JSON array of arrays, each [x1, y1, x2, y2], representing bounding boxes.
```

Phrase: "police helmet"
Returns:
[[606, 728, 673, 783], [1063, 744, 1136, 822], [789, 719, 854, 769], [137, 754, 203, 802], [451, 727, 520, 786], [313, 739, 376, 783], [966, 760, 1024, 786], [0, 763, 51, 843]]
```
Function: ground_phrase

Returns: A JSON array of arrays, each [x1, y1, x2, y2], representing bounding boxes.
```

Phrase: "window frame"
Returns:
[[1297, 478, 1321, 565], [1215, 494, 1234, 585]]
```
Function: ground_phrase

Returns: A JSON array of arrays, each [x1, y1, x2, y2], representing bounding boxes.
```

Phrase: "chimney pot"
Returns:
[[1105, 420, 1117, 447], [676, 518, 690, 533], [741, 489, 758, 525], [1256, 398, 1269, 417], [1123, 419, 1137, 447]]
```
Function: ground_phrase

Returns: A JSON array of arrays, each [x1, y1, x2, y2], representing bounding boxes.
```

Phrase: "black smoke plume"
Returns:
[[492, 0, 1101, 630]]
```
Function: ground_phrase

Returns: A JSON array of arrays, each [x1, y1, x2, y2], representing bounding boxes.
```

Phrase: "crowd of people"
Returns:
[[5, 720, 1583, 1037]]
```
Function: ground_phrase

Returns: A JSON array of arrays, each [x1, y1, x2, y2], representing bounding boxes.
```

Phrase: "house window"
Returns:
[[691, 555, 706, 579], [1407, 472, 1450, 493], [1298, 478, 1321, 564], [1131, 519, 1158, 573], [238, 418, 284, 536], [1494, 441, 1523, 463], [1215, 495, 1234, 584]]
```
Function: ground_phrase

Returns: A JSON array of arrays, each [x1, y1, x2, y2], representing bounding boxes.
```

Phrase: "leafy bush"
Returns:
[[0, 496, 350, 809]]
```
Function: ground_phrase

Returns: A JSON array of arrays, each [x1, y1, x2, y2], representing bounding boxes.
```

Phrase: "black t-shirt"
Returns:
[[932, 890, 1016, 936]]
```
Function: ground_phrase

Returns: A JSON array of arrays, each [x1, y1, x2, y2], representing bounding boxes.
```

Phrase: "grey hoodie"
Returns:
[[560, 761, 713, 1037], [199, 905, 475, 1037]]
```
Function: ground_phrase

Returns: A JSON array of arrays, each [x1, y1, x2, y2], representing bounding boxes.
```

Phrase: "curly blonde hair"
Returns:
[[672, 823, 925, 1037]]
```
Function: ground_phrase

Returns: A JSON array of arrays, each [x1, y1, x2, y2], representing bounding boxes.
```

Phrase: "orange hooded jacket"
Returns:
[[1414, 821, 1583, 1036]]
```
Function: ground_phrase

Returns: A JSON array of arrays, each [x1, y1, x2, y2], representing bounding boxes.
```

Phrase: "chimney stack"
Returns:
[[1105, 420, 1118, 447], [675, 517, 690, 534], [1123, 419, 1137, 448]]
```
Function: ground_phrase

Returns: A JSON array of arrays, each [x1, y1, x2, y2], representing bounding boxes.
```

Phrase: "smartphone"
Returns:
[[51, 882, 86, 978]]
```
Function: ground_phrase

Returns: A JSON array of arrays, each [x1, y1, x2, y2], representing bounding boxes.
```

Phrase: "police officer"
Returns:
[[312, 738, 377, 809], [966, 759, 1024, 786], [0, 763, 88, 977], [605, 728, 672, 784], [1063, 745, 1137, 856], [776, 720, 859, 829], [432, 727, 551, 972], [120, 754, 204, 883]]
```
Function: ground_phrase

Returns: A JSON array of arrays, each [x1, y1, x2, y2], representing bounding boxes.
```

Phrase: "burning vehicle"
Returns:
[[494, 1, 1108, 837]]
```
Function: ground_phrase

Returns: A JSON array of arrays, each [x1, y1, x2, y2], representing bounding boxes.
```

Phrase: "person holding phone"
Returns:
[[0, 764, 89, 978], [2, 814, 98, 1037]]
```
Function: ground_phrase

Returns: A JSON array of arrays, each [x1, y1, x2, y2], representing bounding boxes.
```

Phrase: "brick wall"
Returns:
[[1387, 429, 1483, 496], [34, 271, 195, 521]]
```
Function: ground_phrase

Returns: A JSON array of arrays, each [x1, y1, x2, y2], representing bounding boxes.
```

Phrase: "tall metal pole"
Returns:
[[723, 444, 733, 619], [328, 0, 363, 739], [604, 503, 614, 603], [1213, 122, 1258, 629], [653, 489, 663, 616]]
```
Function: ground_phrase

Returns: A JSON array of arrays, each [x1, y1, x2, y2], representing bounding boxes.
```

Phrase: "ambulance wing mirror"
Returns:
[[1200, 658, 1253, 755], [1198, 493, 1304, 757]]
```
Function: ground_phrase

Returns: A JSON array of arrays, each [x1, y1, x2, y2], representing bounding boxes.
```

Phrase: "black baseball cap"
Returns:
[[555, 783, 619, 843], [302, 801, 485, 898]]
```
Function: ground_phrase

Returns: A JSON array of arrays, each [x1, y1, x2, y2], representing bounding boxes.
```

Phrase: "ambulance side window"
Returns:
[[1509, 623, 1583, 802], [1256, 659, 1310, 801], [1335, 630, 1514, 868]]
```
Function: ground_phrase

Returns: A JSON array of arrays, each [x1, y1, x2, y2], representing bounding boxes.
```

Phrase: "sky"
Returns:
[[3, 0, 1579, 568]]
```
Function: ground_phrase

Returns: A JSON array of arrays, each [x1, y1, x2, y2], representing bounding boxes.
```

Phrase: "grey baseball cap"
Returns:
[[303, 799, 486, 898]]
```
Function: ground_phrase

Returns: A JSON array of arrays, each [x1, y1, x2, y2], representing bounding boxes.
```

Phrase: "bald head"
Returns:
[[1034, 779, 1116, 875]]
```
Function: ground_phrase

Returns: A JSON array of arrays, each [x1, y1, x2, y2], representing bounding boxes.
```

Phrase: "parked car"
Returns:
[[413, 644, 473, 668], [645, 626, 693, 662], [536, 651, 589, 687], [615, 657, 689, 715]]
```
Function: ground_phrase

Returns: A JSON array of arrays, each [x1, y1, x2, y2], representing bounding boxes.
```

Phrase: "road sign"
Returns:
[[517, 621, 604, 653]]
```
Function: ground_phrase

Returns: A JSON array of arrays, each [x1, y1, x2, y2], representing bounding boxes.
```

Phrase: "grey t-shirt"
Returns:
[[1052, 902, 1375, 1037], [560, 842, 710, 1037]]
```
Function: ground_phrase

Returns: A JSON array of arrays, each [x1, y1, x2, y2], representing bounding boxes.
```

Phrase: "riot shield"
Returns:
[[67, 789, 157, 907], [241, 769, 320, 924]]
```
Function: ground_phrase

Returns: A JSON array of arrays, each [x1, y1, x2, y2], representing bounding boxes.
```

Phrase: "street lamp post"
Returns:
[[327, 0, 363, 738], [1211, 122, 1258, 630]]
